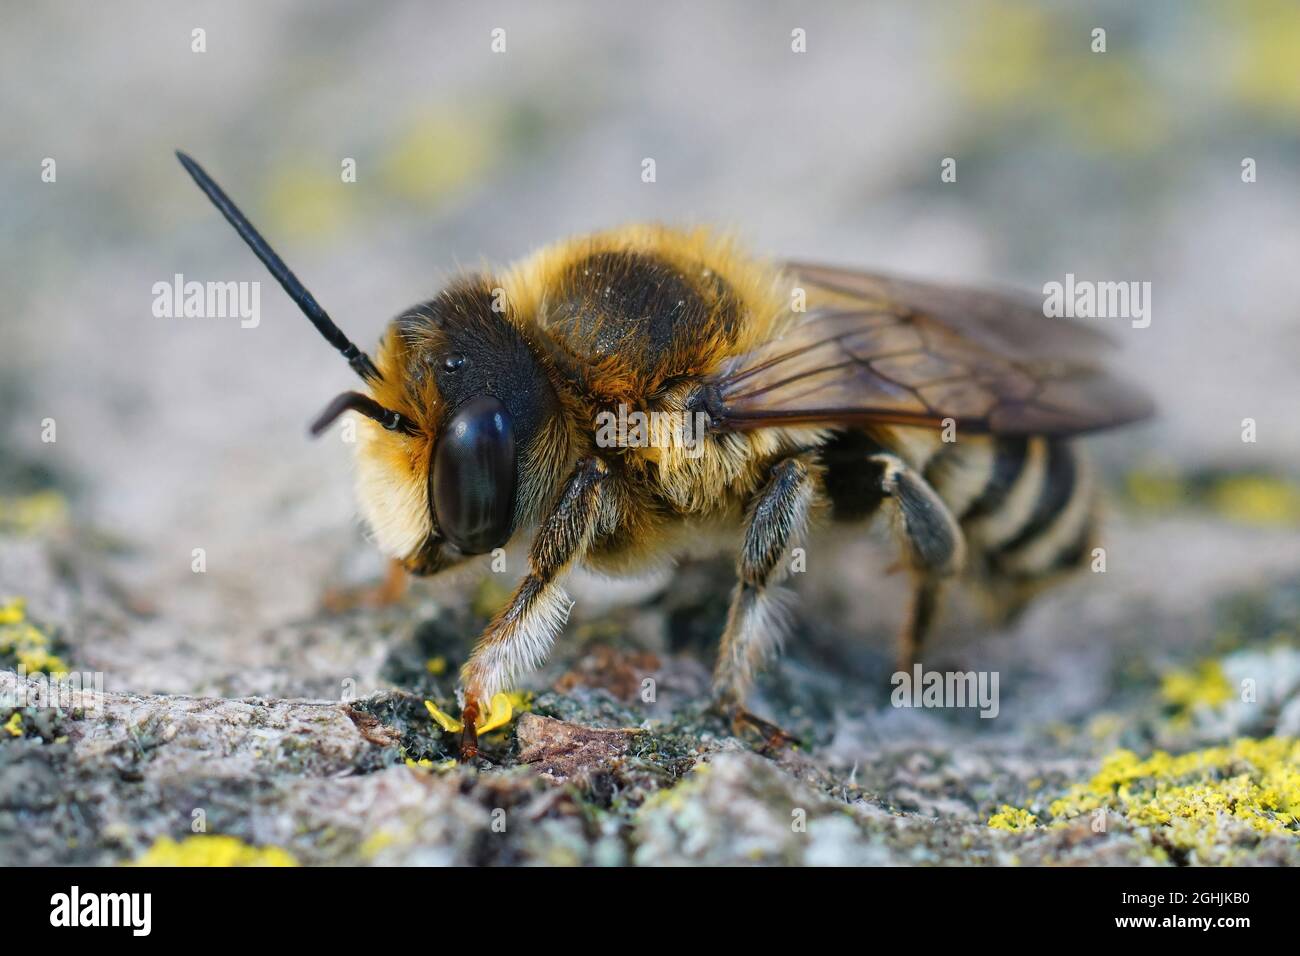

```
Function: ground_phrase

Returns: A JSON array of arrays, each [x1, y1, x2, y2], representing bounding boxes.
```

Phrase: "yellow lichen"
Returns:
[[15, 644, 68, 675], [0, 598, 25, 625], [380, 108, 498, 205], [1160, 660, 1234, 714], [988, 805, 1038, 831], [949, 2, 1049, 107], [3, 713, 21, 738], [1208, 475, 1300, 526], [131, 835, 298, 867], [1124, 469, 1190, 511], [0, 601, 68, 675], [997, 738, 1300, 855], [260, 160, 352, 241], [0, 491, 69, 535], [1226, 0, 1300, 115], [359, 829, 397, 858], [405, 756, 458, 776], [1085, 712, 1127, 741], [1124, 469, 1300, 526]]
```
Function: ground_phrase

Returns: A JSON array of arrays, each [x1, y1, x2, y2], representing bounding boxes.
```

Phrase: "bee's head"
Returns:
[[337, 279, 569, 566], [174, 153, 568, 569]]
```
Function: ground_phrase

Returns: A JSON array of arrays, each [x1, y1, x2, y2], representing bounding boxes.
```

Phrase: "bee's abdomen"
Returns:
[[926, 436, 1095, 580]]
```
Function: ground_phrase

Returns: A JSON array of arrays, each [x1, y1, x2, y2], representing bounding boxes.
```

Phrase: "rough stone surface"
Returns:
[[3, 515, 1299, 866], [515, 713, 641, 784]]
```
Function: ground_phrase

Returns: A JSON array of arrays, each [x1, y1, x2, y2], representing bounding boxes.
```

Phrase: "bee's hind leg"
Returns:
[[897, 575, 944, 673], [711, 455, 818, 748], [869, 453, 966, 672]]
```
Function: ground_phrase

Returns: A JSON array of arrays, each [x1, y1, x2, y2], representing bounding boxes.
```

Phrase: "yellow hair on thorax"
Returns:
[[501, 223, 791, 361]]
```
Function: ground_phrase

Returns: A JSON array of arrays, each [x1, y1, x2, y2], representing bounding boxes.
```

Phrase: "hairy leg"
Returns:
[[896, 575, 943, 672], [459, 457, 607, 758], [711, 455, 817, 718], [870, 452, 965, 669]]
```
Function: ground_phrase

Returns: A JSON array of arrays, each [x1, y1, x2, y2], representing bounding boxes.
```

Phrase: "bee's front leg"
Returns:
[[458, 457, 608, 760], [712, 455, 818, 743]]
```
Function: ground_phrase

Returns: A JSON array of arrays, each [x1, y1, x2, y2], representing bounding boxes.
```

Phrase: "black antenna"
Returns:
[[175, 151, 380, 383], [309, 391, 418, 438]]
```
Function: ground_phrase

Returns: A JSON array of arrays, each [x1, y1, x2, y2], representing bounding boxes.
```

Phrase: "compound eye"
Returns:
[[431, 396, 517, 554]]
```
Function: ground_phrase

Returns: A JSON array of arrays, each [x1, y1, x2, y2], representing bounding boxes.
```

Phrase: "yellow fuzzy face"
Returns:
[[347, 280, 572, 571], [353, 414, 434, 563], [349, 319, 444, 563]]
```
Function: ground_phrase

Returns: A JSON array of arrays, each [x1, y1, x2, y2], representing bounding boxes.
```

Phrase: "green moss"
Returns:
[[350, 691, 454, 767]]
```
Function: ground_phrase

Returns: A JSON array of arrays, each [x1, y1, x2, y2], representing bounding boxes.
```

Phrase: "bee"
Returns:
[[177, 152, 1152, 757]]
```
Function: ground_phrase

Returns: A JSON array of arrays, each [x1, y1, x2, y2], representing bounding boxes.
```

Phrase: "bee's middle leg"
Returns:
[[711, 455, 817, 738]]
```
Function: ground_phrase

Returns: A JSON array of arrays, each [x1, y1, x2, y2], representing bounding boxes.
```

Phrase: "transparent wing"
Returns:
[[705, 262, 1154, 436]]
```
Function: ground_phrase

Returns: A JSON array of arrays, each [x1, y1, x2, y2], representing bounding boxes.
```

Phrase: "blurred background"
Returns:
[[2, 0, 1299, 697]]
